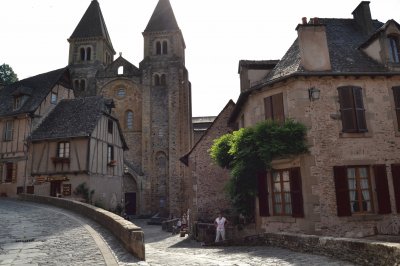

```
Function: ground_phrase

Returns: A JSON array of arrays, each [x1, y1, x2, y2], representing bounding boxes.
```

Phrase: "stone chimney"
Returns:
[[296, 18, 331, 71], [352, 1, 373, 35]]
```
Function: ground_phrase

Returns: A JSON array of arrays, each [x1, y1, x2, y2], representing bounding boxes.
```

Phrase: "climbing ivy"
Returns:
[[209, 119, 309, 217]]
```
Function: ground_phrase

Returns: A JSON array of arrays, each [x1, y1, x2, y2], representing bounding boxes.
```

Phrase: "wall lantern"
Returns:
[[308, 87, 321, 101]]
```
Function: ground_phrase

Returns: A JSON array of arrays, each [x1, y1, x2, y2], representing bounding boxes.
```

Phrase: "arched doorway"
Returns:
[[123, 173, 138, 216]]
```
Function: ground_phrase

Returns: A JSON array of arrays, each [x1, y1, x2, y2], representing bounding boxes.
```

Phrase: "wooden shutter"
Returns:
[[353, 87, 367, 132], [264, 97, 273, 120], [393, 87, 400, 130], [11, 163, 17, 183], [257, 171, 269, 217], [289, 167, 304, 218], [373, 165, 391, 214], [333, 166, 352, 216], [272, 93, 285, 124], [391, 164, 400, 213], [338, 87, 357, 132]]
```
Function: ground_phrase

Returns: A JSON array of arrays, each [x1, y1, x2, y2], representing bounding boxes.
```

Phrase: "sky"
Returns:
[[1, 0, 399, 117]]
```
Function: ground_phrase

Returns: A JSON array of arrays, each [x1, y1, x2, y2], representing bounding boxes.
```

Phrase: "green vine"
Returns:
[[209, 119, 309, 218]]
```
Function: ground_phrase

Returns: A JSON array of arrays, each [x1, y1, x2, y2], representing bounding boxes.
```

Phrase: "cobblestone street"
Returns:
[[0, 200, 354, 266]]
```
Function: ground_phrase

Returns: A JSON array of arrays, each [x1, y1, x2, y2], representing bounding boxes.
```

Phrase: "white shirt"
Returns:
[[215, 217, 226, 230]]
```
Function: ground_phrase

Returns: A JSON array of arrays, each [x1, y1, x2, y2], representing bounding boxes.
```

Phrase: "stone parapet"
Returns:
[[18, 194, 145, 260]]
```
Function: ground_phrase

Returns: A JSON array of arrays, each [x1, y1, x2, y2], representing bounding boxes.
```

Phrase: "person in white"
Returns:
[[214, 212, 228, 242]]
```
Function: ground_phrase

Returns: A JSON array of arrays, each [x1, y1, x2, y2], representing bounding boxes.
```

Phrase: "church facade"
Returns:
[[67, 0, 193, 216]]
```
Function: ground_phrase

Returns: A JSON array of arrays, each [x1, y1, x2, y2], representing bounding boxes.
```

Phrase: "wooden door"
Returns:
[[125, 192, 136, 215]]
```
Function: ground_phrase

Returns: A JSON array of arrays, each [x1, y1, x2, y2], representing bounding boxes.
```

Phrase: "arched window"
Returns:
[[388, 36, 400, 63], [154, 74, 160, 86], [80, 79, 86, 90], [86, 47, 91, 61], [118, 66, 124, 75], [156, 41, 162, 55], [117, 88, 126, 98], [162, 41, 168, 54], [126, 110, 133, 130], [160, 74, 166, 85], [80, 48, 85, 61]]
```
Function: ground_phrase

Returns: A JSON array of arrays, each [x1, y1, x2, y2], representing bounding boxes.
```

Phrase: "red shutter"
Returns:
[[338, 87, 357, 132], [272, 93, 285, 124], [257, 171, 269, 217], [290, 167, 304, 218], [391, 164, 400, 213], [353, 87, 367, 132], [333, 166, 352, 216], [264, 97, 273, 120], [373, 165, 391, 214], [393, 87, 400, 131]]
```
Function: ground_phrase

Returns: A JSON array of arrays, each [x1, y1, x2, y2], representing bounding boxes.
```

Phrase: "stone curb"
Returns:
[[18, 194, 145, 261]]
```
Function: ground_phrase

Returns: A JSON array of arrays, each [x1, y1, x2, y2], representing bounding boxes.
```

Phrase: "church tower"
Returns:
[[68, 0, 115, 97], [140, 0, 193, 216]]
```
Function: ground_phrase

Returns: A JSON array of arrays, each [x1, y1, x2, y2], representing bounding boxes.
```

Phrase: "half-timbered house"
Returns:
[[29, 96, 128, 210], [0, 68, 73, 197]]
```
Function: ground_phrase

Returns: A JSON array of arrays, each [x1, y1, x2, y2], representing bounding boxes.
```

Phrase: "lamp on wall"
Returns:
[[308, 87, 321, 101]]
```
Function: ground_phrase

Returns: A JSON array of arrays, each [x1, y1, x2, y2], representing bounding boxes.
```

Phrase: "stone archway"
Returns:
[[123, 173, 139, 216]]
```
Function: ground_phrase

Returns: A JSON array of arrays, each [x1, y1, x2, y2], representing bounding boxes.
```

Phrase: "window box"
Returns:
[[108, 160, 117, 167], [51, 157, 70, 164]]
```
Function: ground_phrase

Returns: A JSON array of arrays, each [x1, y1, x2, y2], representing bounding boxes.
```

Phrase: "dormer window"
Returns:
[[13, 95, 29, 110], [388, 36, 400, 63]]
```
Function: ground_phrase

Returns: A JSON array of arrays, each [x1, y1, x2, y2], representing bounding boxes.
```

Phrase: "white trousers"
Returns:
[[215, 229, 225, 242]]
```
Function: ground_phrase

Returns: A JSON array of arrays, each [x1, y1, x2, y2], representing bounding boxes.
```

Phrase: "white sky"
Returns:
[[1, 0, 399, 116]]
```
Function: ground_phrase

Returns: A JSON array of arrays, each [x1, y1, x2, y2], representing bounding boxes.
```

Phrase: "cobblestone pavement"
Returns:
[[0, 200, 354, 266]]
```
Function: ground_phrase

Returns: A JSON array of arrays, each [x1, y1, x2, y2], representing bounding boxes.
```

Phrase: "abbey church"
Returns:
[[0, 0, 194, 217], [68, 0, 193, 216]]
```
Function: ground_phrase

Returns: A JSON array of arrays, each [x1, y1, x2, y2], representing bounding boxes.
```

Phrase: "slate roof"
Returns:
[[238, 60, 280, 73], [144, 0, 179, 32], [31, 96, 128, 149], [69, 0, 115, 53], [229, 18, 400, 123], [0, 68, 71, 118]]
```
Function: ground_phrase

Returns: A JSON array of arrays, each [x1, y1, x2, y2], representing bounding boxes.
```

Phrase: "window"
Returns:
[[156, 41, 162, 55], [108, 119, 113, 134], [162, 41, 168, 55], [57, 142, 70, 158], [126, 110, 133, 130], [51, 92, 57, 104], [338, 86, 367, 133], [13, 95, 28, 110], [117, 88, 126, 98], [107, 145, 114, 163], [154, 74, 160, 86], [118, 66, 124, 75], [86, 47, 91, 61], [5, 162, 16, 183], [160, 74, 166, 86], [333, 165, 390, 216], [388, 36, 400, 63], [264, 93, 284, 123], [393, 86, 400, 130], [80, 79, 86, 91], [80, 48, 85, 61], [3, 120, 13, 141], [270, 168, 303, 217], [392, 164, 400, 213]]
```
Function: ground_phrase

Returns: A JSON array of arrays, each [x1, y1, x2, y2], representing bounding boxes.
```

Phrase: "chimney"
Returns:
[[352, 1, 373, 35], [296, 20, 331, 71]]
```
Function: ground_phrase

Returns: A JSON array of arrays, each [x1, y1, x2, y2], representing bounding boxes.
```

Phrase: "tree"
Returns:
[[210, 119, 309, 218], [0, 63, 18, 85]]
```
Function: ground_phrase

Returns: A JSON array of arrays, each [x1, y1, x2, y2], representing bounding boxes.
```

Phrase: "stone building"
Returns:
[[181, 101, 235, 222], [67, 0, 193, 216], [230, 1, 400, 237]]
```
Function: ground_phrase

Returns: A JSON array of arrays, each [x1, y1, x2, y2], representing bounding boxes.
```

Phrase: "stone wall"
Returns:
[[18, 194, 145, 260]]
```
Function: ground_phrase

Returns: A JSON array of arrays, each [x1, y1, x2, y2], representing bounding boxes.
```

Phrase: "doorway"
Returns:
[[125, 192, 137, 215], [50, 181, 62, 197]]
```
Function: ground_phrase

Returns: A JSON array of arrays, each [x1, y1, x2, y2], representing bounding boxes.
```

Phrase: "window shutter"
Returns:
[[272, 93, 285, 124], [264, 97, 273, 120], [353, 87, 367, 132], [333, 166, 352, 216], [289, 167, 304, 218], [391, 164, 400, 213], [338, 87, 357, 132], [373, 165, 391, 214], [257, 171, 269, 217], [0, 164, 2, 184], [11, 163, 17, 183], [393, 87, 400, 130]]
